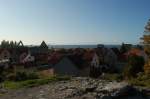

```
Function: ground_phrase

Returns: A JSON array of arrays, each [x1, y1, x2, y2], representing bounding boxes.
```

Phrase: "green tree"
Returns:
[[10, 41, 14, 48], [120, 43, 132, 54], [0, 40, 24, 48], [1, 40, 9, 48]]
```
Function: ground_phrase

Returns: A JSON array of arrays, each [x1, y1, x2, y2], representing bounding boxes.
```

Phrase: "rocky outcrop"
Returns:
[[47, 77, 149, 99], [0, 77, 149, 99]]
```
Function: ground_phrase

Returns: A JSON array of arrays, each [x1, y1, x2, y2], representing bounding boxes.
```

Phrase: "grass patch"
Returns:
[[0, 93, 5, 96], [2, 75, 71, 89], [101, 73, 123, 81]]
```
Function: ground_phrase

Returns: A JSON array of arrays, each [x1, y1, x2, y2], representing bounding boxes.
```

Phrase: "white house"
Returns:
[[90, 47, 117, 74], [22, 53, 35, 63], [91, 53, 100, 68], [20, 52, 28, 63]]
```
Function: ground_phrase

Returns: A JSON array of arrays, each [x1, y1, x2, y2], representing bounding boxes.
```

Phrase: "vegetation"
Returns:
[[0, 40, 24, 48], [128, 73, 150, 88], [120, 43, 132, 54], [14, 72, 39, 81], [123, 55, 144, 79], [144, 61, 150, 74], [1, 75, 71, 89], [122, 19, 150, 88], [101, 73, 123, 81], [141, 19, 150, 74]]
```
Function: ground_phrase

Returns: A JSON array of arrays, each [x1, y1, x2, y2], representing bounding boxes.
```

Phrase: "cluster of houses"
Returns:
[[0, 41, 148, 77], [0, 41, 49, 68]]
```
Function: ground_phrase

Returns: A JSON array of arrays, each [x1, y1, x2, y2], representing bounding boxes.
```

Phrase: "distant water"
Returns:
[[48, 45, 121, 49]]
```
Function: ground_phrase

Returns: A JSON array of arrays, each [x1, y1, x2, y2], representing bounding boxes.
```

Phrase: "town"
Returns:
[[0, 39, 150, 98], [0, 40, 147, 79]]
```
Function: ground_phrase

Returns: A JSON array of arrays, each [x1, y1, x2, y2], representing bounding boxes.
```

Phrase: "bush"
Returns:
[[13, 72, 39, 81], [128, 73, 150, 88], [123, 55, 145, 79], [27, 72, 39, 80], [15, 72, 28, 81]]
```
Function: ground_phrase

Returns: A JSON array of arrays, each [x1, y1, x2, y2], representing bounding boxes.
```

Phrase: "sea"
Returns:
[[48, 44, 121, 49]]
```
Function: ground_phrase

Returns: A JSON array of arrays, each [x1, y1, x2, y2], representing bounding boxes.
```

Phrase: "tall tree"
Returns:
[[141, 19, 150, 54], [141, 19, 150, 74]]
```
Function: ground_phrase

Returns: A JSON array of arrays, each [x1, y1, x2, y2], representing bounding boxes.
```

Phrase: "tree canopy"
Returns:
[[0, 40, 24, 48]]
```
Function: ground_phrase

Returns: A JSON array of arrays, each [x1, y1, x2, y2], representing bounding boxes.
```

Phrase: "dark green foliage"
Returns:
[[40, 41, 48, 49], [27, 72, 39, 80], [0, 67, 14, 82], [13, 72, 39, 81], [0, 67, 4, 82], [0, 40, 24, 48], [15, 72, 28, 81], [90, 67, 101, 78], [120, 43, 132, 53], [123, 55, 145, 79]]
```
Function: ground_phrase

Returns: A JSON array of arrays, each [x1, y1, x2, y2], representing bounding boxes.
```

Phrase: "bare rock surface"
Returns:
[[0, 77, 149, 99]]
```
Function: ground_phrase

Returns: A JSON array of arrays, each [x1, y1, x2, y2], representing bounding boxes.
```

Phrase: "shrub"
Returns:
[[128, 73, 150, 88], [15, 72, 28, 81], [123, 55, 145, 79], [27, 72, 39, 80], [14, 71, 39, 81]]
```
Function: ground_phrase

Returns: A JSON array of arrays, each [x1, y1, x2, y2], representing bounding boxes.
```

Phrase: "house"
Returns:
[[52, 56, 79, 76], [10, 47, 29, 64], [29, 41, 49, 55], [21, 53, 35, 63], [111, 47, 121, 60], [29, 41, 49, 65], [95, 46, 117, 70], [19, 52, 28, 63], [91, 53, 100, 68], [90, 45, 117, 77], [48, 50, 90, 76], [0, 49, 11, 60]]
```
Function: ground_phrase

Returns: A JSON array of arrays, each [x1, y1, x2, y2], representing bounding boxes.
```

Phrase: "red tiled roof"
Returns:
[[126, 48, 143, 56]]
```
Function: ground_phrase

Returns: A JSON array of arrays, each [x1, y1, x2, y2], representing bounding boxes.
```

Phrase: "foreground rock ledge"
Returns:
[[0, 77, 149, 99]]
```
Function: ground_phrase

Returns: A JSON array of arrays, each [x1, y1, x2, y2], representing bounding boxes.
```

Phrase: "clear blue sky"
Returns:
[[0, 0, 150, 45]]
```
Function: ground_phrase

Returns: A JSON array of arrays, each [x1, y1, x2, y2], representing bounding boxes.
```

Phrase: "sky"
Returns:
[[0, 0, 150, 45]]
